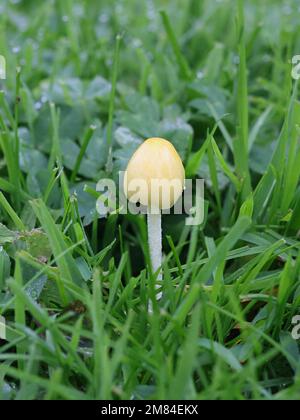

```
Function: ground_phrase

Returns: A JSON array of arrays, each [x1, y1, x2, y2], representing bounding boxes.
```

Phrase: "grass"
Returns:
[[0, 0, 300, 400]]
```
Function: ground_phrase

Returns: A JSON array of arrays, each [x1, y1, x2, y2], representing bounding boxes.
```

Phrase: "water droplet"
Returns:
[[74, 5, 83, 17], [197, 70, 204, 79], [99, 13, 109, 24], [233, 55, 240, 65], [132, 38, 142, 48], [283, 5, 292, 15]]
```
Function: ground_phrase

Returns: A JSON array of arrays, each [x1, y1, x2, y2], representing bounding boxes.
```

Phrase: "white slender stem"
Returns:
[[147, 211, 162, 302]]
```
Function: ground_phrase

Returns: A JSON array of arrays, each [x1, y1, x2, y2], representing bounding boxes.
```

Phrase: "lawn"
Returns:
[[0, 0, 300, 400]]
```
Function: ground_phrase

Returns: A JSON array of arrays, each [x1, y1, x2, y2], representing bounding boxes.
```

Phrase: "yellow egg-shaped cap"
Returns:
[[124, 137, 185, 210]]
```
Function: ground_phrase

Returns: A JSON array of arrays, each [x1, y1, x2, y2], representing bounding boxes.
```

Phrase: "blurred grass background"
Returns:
[[0, 0, 300, 400]]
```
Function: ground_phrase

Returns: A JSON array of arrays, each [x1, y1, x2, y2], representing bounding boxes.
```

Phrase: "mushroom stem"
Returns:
[[147, 211, 162, 301], [124, 137, 185, 307]]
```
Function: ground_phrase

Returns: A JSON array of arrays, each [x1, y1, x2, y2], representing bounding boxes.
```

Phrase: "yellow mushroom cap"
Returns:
[[124, 137, 185, 210]]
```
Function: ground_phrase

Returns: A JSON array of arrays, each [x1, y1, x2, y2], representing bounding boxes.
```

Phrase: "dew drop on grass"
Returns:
[[283, 5, 292, 15], [99, 13, 109, 24], [25, 275, 47, 301], [74, 5, 83, 17], [233, 55, 240, 65], [197, 70, 204, 79], [132, 38, 142, 49]]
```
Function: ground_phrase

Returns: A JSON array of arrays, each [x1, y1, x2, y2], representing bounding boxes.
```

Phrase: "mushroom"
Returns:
[[124, 137, 185, 302]]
